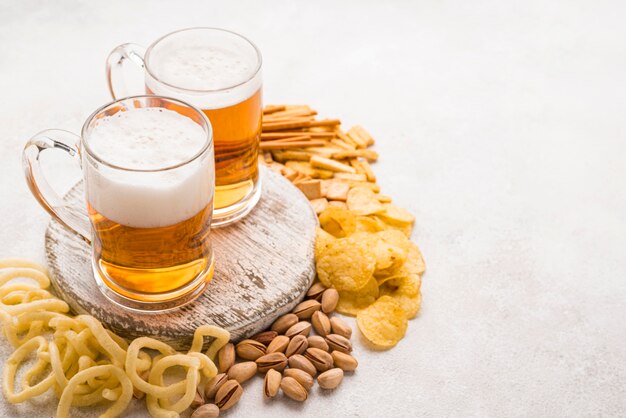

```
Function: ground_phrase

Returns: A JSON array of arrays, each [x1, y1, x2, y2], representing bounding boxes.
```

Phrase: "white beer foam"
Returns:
[[85, 108, 213, 229], [146, 43, 261, 109]]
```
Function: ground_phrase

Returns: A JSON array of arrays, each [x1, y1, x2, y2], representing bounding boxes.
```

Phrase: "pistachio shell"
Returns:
[[321, 288, 339, 313], [285, 321, 312, 338], [311, 311, 332, 336], [263, 369, 282, 398], [214, 379, 243, 411], [271, 313, 299, 334], [285, 334, 308, 357], [317, 368, 344, 389], [284, 368, 315, 390], [280, 376, 308, 402], [227, 361, 257, 384]]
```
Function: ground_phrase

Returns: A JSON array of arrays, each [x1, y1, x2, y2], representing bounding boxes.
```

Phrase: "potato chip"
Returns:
[[380, 221, 413, 238], [379, 274, 422, 318], [380, 283, 422, 319], [315, 228, 335, 260], [318, 206, 357, 238], [355, 216, 385, 233], [403, 242, 425, 275], [370, 230, 409, 274], [377, 204, 415, 226], [335, 277, 380, 317], [346, 187, 385, 216], [356, 296, 408, 349], [316, 237, 376, 291]]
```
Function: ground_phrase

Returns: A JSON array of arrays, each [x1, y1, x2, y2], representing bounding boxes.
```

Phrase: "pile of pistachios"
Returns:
[[190, 281, 358, 417]]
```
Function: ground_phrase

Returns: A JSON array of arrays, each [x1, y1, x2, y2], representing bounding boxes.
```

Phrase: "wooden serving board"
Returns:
[[45, 167, 317, 350]]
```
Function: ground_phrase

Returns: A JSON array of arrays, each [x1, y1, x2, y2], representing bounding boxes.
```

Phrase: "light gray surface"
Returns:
[[1, 1, 625, 417]]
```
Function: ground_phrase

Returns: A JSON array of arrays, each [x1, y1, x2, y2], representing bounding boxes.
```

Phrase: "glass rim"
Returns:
[[81, 95, 213, 173], [144, 26, 263, 94]]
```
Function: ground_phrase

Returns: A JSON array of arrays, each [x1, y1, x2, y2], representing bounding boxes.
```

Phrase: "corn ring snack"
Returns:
[[56, 365, 132, 418]]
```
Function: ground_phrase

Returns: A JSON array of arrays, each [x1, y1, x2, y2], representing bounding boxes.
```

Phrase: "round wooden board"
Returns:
[[45, 167, 317, 350]]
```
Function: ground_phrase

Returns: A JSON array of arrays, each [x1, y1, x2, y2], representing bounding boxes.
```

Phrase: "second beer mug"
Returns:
[[107, 27, 263, 227], [23, 96, 215, 311]]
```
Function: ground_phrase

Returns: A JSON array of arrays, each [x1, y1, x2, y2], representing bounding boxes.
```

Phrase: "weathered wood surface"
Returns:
[[45, 167, 317, 350]]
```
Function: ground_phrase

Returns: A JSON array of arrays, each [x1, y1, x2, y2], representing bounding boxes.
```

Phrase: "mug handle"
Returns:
[[106, 43, 147, 99], [23, 130, 91, 242]]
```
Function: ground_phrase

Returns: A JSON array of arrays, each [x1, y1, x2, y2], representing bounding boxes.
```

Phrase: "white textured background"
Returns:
[[1, 0, 625, 417]]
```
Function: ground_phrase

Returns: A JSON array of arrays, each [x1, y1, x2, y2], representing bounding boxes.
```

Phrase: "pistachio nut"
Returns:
[[287, 354, 317, 377], [307, 335, 330, 352], [321, 288, 339, 313], [285, 321, 311, 338], [217, 343, 235, 373], [214, 379, 243, 411], [263, 368, 282, 398], [317, 368, 344, 390], [270, 313, 299, 334], [280, 376, 308, 402], [266, 335, 289, 354], [205, 373, 228, 400], [304, 347, 333, 372], [285, 334, 308, 357], [325, 334, 352, 353], [283, 368, 314, 391], [227, 361, 257, 384], [311, 311, 331, 337], [255, 352, 288, 373], [235, 339, 266, 361], [331, 351, 358, 372]]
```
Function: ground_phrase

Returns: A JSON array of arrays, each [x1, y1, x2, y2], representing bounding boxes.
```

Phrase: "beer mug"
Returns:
[[23, 96, 215, 311], [107, 27, 263, 227]]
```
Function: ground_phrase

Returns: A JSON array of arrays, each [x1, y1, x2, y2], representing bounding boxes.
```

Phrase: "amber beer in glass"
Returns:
[[23, 96, 215, 311], [107, 28, 263, 226]]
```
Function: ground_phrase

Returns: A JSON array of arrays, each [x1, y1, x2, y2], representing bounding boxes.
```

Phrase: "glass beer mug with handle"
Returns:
[[107, 27, 263, 227], [23, 95, 215, 312]]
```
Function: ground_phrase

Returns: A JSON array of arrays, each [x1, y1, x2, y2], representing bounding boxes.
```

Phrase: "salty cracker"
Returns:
[[316, 237, 375, 291], [318, 206, 357, 238], [346, 187, 385, 216], [356, 296, 408, 349], [335, 277, 380, 317]]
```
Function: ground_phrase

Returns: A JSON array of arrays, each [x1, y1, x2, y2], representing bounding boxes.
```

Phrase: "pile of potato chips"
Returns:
[[314, 187, 425, 349], [259, 104, 425, 349]]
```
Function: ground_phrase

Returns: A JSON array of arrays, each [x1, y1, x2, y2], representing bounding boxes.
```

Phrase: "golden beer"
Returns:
[[89, 202, 213, 301], [133, 27, 263, 226], [203, 88, 262, 210], [24, 96, 215, 311]]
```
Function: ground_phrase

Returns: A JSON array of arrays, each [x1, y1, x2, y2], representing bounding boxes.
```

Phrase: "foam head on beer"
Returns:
[[85, 107, 213, 229], [145, 29, 262, 109]]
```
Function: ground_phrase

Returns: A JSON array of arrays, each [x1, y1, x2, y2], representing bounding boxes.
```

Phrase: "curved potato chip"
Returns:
[[356, 296, 408, 349], [319, 207, 357, 238], [315, 228, 336, 260], [377, 204, 415, 226], [382, 222, 414, 238], [380, 274, 422, 319], [380, 285, 422, 319], [372, 230, 410, 274], [316, 237, 375, 291], [404, 242, 426, 275], [335, 277, 380, 317], [347, 187, 385, 216], [355, 216, 385, 233]]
